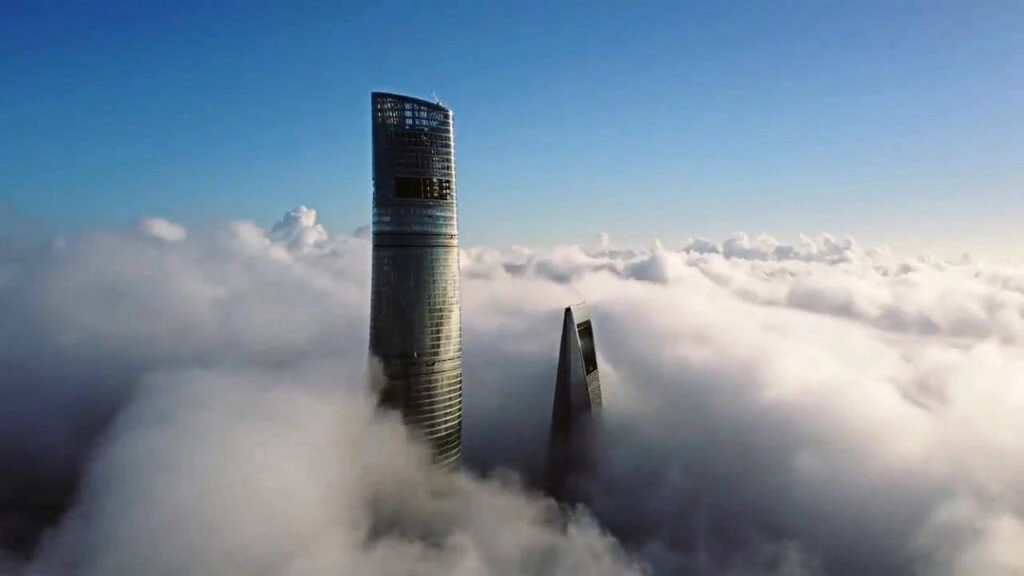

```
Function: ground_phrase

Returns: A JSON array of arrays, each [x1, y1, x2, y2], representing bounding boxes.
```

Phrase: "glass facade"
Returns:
[[369, 92, 462, 470], [546, 304, 602, 504]]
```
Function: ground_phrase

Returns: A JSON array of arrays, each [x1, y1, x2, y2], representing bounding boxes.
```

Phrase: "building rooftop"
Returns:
[[371, 91, 450, 113]]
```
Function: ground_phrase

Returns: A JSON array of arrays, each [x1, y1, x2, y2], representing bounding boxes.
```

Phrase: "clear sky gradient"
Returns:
[[2, 1, 1022, 258]]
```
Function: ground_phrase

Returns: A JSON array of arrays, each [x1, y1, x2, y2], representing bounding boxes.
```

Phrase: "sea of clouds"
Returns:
[[0, 205, 1022, 576]]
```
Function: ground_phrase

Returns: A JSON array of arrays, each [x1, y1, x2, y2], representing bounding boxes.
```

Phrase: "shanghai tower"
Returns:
[[369, 92, 462, 469]]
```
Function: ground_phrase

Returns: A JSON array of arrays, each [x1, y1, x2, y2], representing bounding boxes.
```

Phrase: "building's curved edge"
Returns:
[[371, 91, 450, 113], [369, 90, 462, 470]]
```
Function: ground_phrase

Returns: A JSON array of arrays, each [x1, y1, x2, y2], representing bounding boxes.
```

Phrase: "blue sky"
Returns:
[[2, 1, 1022, 257]]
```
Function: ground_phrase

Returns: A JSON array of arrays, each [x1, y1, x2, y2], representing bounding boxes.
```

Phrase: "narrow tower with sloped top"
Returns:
[[546, 302, 603, 502]]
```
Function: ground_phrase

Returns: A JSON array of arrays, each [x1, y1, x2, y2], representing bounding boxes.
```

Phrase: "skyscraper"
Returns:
[[546, 303, 603, 503], [369, 92, 462, 469], [551, 303, 603, 427]]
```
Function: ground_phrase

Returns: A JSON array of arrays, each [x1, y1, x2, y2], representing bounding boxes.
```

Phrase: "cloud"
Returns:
[[29, 364, 638, 576], [135, 218, 188, 243], [269, 206, 330, 252], [1, 207, 1023, 575]]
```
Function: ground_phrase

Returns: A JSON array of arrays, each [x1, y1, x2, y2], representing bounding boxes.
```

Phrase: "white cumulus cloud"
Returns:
[[269, 206, 330, 252], [0, 207, 1022, 575]]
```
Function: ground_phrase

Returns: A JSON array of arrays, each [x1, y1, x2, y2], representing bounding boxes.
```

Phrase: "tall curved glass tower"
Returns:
[[369, 92, 462, 469]]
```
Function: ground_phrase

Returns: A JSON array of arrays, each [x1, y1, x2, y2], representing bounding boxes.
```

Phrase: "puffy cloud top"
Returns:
[[269, 206, 329, 251], [136, 218, 188, 242]]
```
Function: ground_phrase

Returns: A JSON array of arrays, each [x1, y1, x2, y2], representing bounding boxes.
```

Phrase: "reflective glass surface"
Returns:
[[369, 92, 462, 468]]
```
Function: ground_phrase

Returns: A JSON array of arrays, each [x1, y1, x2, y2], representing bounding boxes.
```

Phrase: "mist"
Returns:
[[1, 206, 1022, 575]]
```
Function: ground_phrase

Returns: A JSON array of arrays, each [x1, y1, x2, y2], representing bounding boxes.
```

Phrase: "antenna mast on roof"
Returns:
[[431, 90, 444, 107]]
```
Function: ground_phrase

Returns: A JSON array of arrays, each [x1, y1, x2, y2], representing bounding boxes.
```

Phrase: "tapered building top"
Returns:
[[546, 303, 602, 503], [551, 303, 602, 433]]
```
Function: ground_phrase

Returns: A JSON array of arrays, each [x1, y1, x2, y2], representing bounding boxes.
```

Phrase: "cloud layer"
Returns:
[[1, 207, 1022, 575]]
